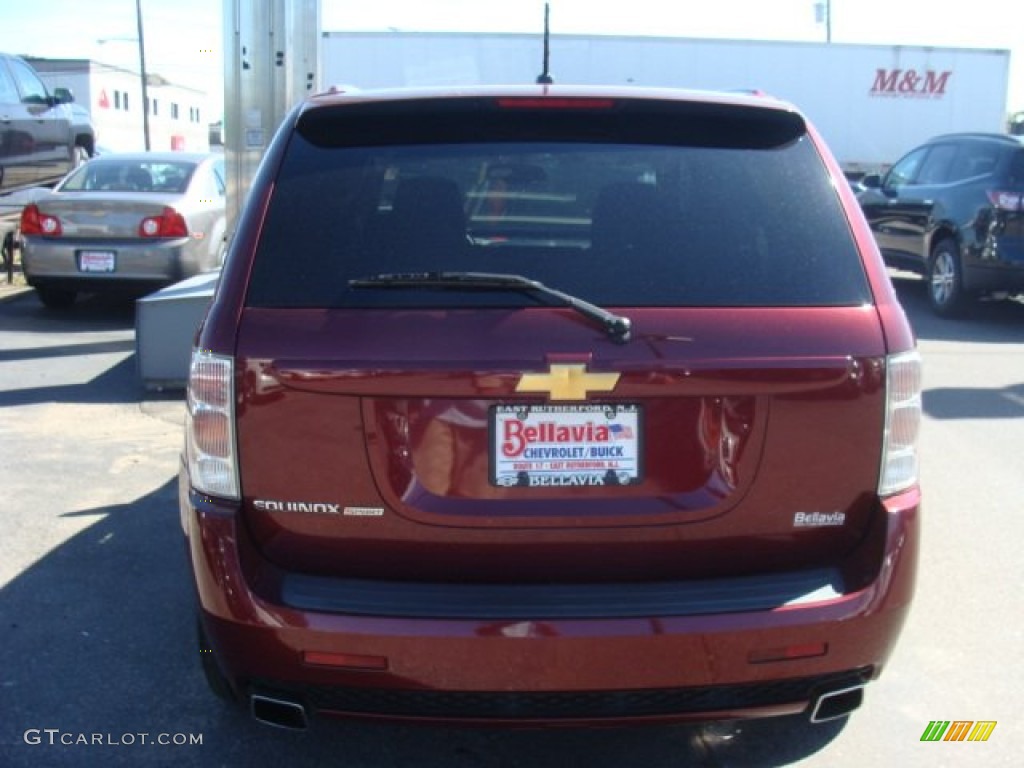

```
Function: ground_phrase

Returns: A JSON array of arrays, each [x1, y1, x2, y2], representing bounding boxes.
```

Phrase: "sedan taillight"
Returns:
[[139, 206, 189, 238], [186, 350, 239, 499], [879, 350, 923, 496], [20, 204, 63, 236]]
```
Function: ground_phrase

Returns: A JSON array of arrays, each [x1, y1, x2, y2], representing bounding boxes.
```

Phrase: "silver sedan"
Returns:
[[20, 152, 226, 308]]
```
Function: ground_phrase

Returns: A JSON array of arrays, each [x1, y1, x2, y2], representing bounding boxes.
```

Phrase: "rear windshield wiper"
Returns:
[[349, 271, 632, 342]]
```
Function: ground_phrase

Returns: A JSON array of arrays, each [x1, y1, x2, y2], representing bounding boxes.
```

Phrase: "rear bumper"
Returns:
[[181, 468, 919, 724], [963, 260, 1024, 294], [22, 236, 202, 291], [247, 665, 873, 724], [964, 235, 1024, 294]]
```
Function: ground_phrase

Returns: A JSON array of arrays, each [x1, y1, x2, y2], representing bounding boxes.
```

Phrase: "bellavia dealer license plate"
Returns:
[[491, 404, 642, 488]]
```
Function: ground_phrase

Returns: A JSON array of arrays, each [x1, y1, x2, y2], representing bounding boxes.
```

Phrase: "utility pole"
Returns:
[[136, 0, 151, 150]]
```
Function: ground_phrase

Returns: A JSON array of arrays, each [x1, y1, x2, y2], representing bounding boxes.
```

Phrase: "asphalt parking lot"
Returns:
[[1, 278, 1021, 767]]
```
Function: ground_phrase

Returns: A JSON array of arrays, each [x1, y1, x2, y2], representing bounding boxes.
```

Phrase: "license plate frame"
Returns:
[[77, 250, 116, 273], [490, 403, 642, 488]]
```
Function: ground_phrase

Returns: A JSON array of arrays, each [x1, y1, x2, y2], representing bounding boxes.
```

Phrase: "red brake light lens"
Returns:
[[20, 204, 63, 236], [302, 651, 389, 670], [139, 207, 189, 238]]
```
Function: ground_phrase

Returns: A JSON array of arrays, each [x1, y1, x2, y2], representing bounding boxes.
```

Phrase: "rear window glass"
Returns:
[[1005, 149, 1024, 185], [61, 160, 197, 193], [946, 143, 1001, 182], [247, 103, 870, 308]]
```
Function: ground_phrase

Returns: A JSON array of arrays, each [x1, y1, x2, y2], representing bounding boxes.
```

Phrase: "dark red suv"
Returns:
[[181, 86, 921, 730]]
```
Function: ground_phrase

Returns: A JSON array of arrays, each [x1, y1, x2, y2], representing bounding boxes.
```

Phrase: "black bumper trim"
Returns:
[[280, 567, 844, 620]]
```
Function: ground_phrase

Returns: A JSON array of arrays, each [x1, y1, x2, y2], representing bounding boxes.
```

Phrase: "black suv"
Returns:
[[0, 53, 84, 194], [858, 132, 1024, 315]]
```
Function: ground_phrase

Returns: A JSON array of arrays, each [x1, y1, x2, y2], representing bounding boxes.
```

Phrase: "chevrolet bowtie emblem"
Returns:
[[515, 364, 620, 401]]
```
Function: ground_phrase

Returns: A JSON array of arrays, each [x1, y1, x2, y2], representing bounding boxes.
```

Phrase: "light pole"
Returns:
[[135, 0, 151, 150], [97, 0, 151, 150]]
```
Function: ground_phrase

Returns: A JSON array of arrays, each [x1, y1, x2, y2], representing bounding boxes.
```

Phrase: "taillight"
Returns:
[[20, 204, 63, 236], [879, 350, 923, 496], [186, 351, 238, 499], [986, 190, 1023, 211], [139, 207, 188, 238]]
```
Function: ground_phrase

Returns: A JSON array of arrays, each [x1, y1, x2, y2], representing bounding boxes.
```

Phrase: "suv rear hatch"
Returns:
[[231, 93, 885, 586]]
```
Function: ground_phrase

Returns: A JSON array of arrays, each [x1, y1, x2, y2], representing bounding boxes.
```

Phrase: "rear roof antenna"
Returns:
[[536, 2, 554, 84]]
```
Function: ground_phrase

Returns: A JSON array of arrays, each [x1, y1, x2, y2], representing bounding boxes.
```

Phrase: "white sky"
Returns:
[[0, 0, 1021, 119]]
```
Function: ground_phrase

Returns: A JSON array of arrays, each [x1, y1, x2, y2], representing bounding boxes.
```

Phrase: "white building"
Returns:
[[28, 57, 210, 153]]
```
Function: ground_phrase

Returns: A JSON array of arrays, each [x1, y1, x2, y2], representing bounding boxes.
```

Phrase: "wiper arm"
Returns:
[[350, 271, 632, 342]]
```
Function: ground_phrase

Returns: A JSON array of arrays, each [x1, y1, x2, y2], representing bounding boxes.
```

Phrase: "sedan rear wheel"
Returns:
[[36, 287, 77, 309], [927, 240, 967, 316]]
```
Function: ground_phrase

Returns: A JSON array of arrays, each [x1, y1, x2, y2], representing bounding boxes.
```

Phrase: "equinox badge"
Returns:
[[254, 499, 341, 514]]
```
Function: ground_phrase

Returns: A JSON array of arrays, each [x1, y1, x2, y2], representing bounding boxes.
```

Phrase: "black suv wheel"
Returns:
[[927, 239, 966, 316]]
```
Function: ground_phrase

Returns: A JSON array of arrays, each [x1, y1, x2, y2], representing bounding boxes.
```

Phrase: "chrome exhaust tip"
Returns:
[[810, 683, 864, 723], [250, 693, 309, 730]]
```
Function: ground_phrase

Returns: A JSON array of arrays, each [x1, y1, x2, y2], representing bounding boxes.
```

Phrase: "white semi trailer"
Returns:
[[222, 13, 1011, 220], [322, 31, 1011, 178]]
